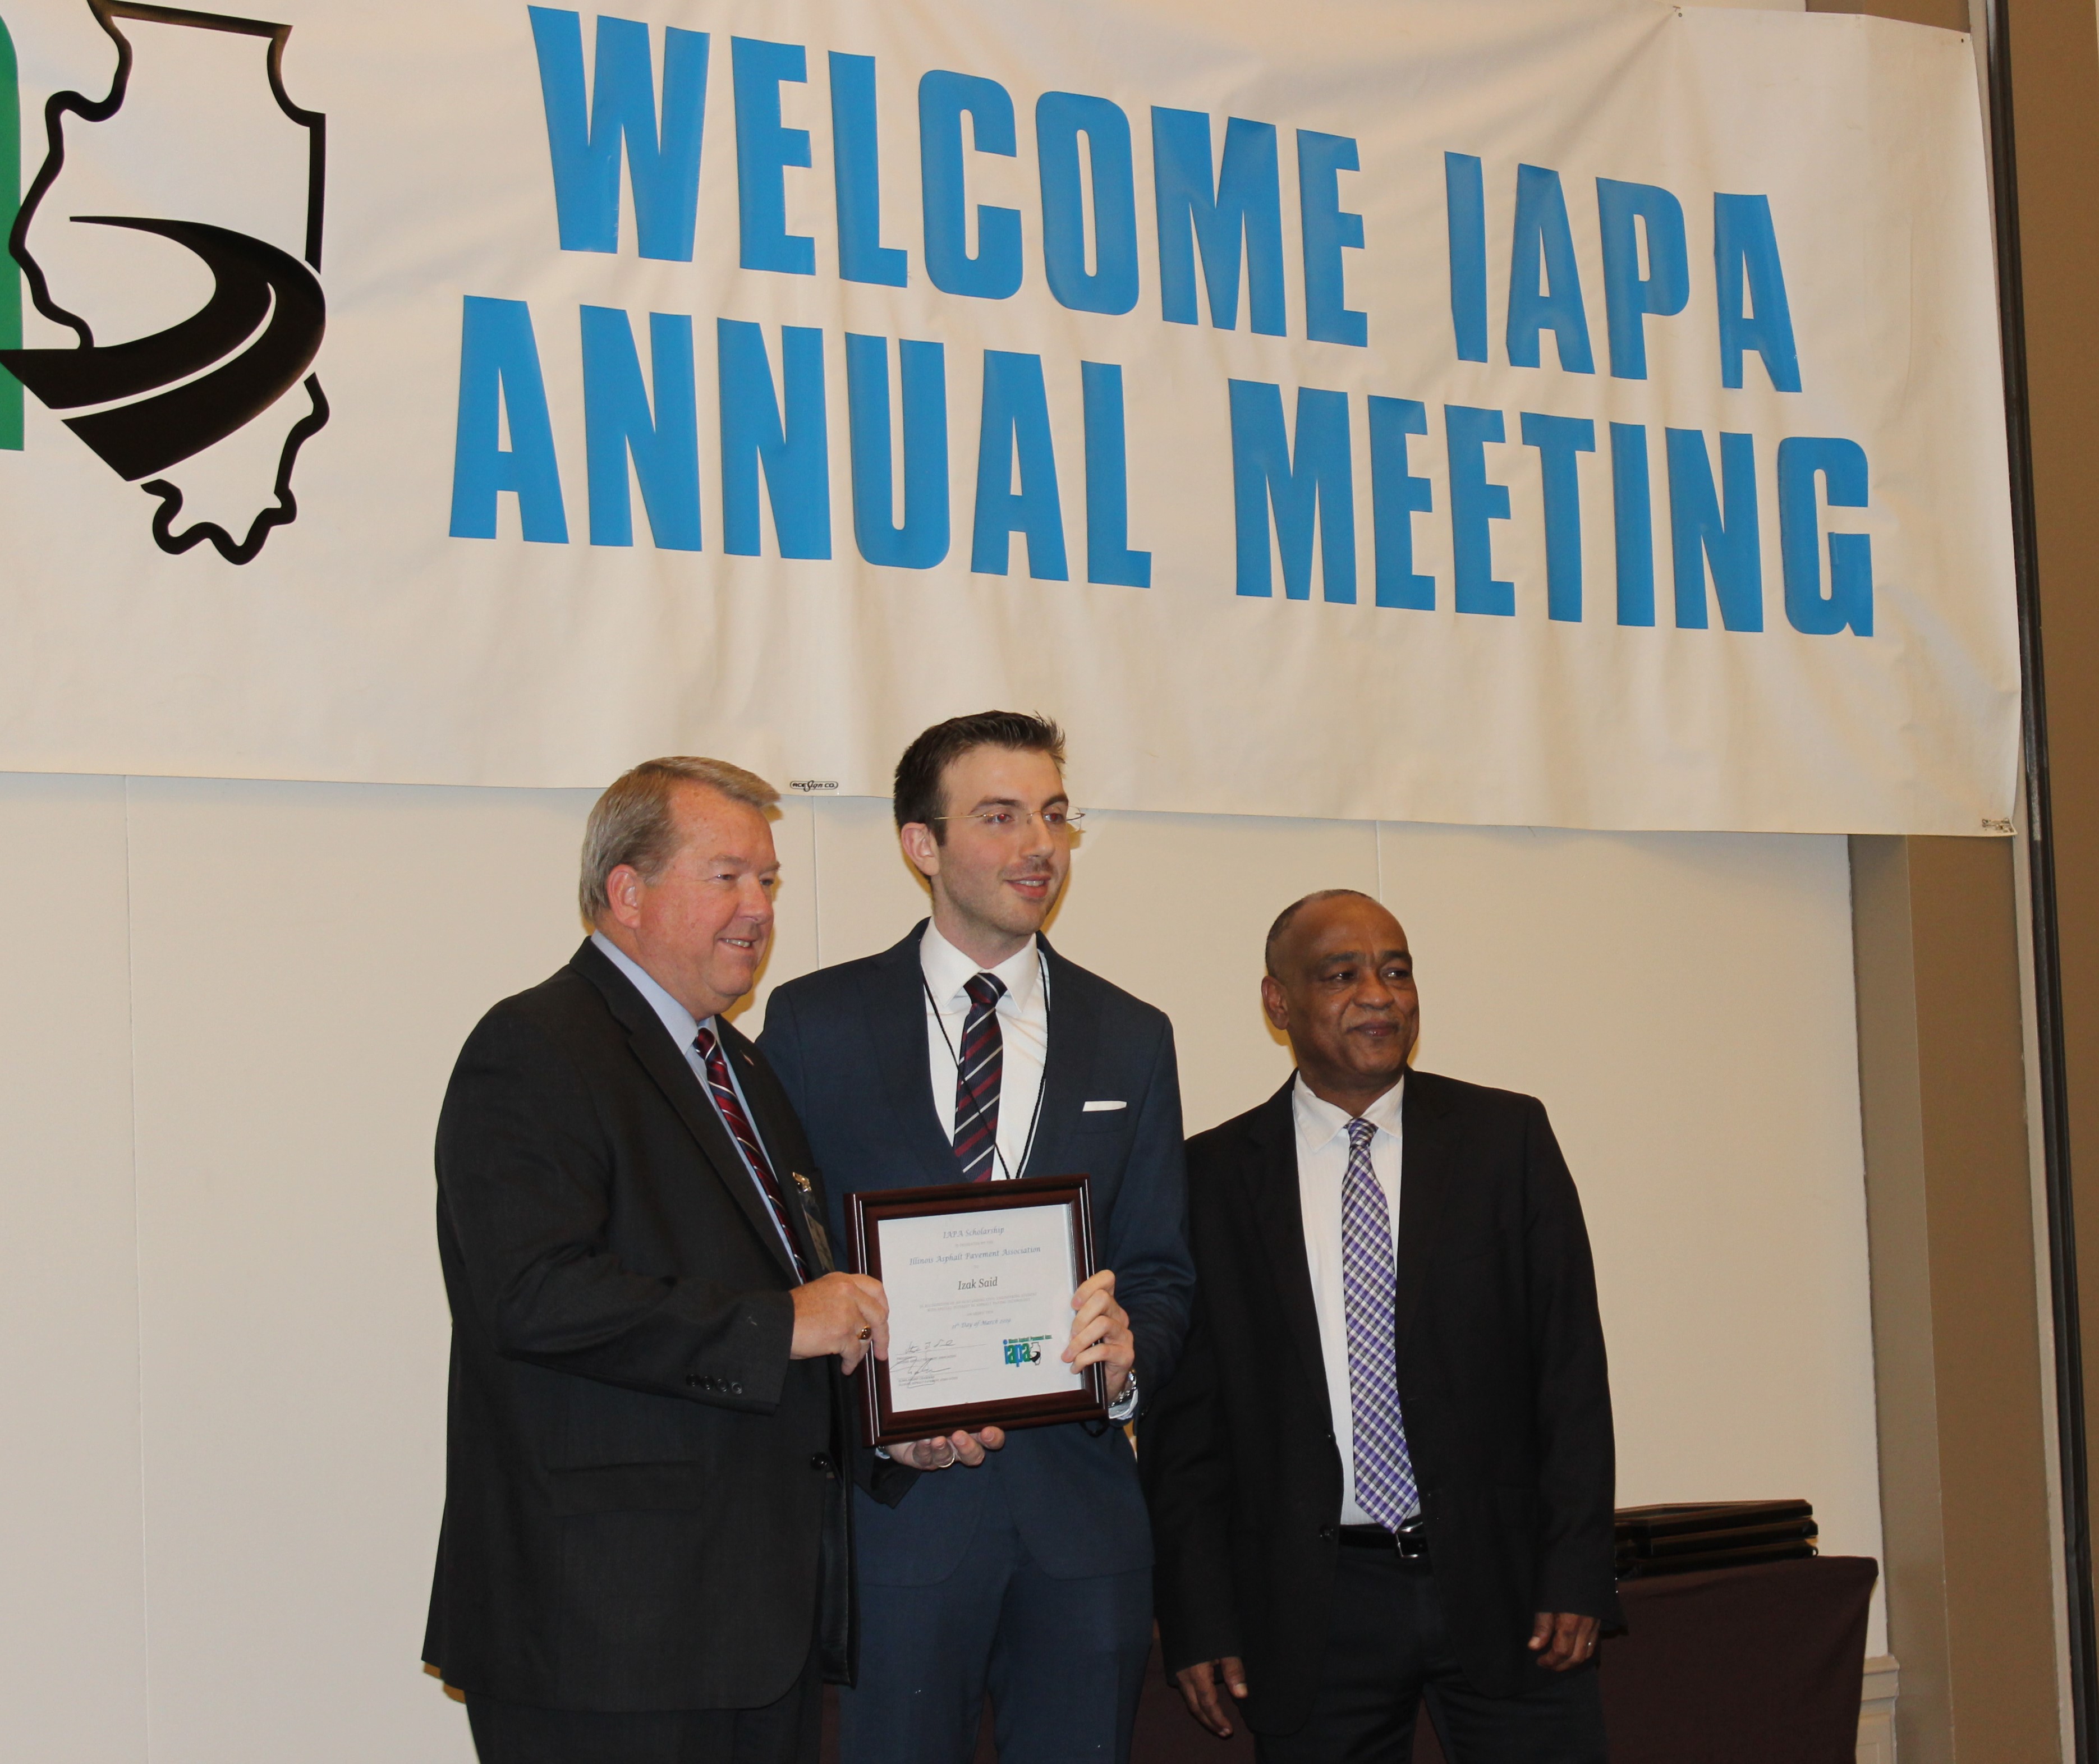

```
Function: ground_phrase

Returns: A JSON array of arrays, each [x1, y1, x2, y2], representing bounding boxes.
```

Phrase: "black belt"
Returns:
[[1338, 1519, 1430, 1560]]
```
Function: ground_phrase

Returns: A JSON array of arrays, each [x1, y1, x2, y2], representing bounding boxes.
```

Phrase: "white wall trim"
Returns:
[[1859, 1653, 1900, 1763]]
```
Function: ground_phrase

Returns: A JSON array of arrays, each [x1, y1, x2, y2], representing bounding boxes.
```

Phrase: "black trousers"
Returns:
[[1256, 1550, 1608, 1764], [465, 1646, 821, 1764]]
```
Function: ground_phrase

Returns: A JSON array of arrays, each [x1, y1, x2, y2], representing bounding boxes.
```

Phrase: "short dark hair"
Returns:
[[894, 711, 1067, 839], [1264, 888, 1378, 977]]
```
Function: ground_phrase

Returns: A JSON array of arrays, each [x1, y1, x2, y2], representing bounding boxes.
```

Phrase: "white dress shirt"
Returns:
[[590, 931, 798, 1266], [1292, 1069, 1407, 1527], [920, 921, 1050, 1181]]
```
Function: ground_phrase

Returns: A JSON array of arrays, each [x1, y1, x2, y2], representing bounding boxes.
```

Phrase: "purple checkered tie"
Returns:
[[1343, 1117, 1419, 1528]]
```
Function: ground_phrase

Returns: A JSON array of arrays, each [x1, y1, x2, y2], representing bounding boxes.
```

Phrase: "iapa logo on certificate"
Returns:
[[1002, 1337, 1049, 1367]]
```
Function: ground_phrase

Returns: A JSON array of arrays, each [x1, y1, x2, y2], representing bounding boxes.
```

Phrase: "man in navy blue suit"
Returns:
[[759, 711, 1195, 1764]]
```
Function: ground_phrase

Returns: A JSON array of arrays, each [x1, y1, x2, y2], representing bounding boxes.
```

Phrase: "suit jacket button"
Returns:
[[685, 1374, 700, 1387], [810, 1453, 835, 1476], [1319, 1524, 1338, 1541], [731, 1382, 743, 1395]]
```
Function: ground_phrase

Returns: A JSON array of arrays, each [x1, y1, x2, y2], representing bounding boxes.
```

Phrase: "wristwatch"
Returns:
[[1108, 1373, 1140, 1422]]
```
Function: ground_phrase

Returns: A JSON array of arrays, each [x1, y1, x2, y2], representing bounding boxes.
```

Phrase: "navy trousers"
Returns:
[[1255, 1550, 1608, 1764], [838, 1470, 1154, 1764]]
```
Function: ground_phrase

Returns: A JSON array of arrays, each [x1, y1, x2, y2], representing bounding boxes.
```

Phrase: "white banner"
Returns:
[[0, 0, 2017, 832]]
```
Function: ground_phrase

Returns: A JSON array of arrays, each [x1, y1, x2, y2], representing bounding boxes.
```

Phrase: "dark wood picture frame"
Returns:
[[848, 1173, 1106, 1448]]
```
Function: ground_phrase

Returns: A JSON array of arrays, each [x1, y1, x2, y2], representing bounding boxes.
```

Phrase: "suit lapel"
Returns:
[[1021, 936, 1101, 1180], [1393, 1069, 1459, 1370], [1246, 1079, 1331, 1407], [865, 924, 958, 1179], [572, 941, 800, 1283]]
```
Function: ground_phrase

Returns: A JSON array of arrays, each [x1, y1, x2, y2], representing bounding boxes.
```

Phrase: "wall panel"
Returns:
[[0, 775, 149, 1764], [0, 775, 1887, 1752], [121, 779, 598, 1764]]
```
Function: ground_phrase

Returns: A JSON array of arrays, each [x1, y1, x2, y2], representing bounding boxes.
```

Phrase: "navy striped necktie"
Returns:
[[693, 1025, 807, 1280], [952, 972, 1007, 1182]]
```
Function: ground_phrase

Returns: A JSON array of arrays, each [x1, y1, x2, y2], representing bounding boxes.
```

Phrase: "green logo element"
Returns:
[[1002, 1336, 1048, 1367], [0, 13, 19, 451]]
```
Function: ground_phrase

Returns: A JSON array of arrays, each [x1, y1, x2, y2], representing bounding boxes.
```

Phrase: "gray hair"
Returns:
[[1264, 888, 1379, 977], [578, 756, 779, 925]]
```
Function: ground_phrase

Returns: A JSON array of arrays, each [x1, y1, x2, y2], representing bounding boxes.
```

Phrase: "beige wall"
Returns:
[[1852, 835, 2063, 1763], [0, 777, 147, 1762], [0, 773, 1885, 1762]]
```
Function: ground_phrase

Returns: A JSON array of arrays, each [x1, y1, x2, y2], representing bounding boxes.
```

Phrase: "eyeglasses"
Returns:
[[930, 807, 1087, 833]]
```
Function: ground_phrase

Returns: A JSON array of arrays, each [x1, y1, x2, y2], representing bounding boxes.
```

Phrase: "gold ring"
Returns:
[[856, 1325, 872, 1341]]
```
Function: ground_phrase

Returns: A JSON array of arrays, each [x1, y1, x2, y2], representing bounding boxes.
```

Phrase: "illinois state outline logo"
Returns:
[[2, 0, 326, 563]]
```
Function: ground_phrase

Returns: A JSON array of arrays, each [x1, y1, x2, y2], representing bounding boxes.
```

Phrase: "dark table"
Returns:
[[824, 1555, 1877, 1762], [1573, 1555, 1877, 1764]]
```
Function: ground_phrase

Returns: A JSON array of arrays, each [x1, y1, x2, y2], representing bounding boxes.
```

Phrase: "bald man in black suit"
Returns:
[[1141, 890, 1618, 1764]]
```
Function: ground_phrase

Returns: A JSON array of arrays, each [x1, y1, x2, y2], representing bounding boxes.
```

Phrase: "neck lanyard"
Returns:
[[922, 947, 1051, 1183]]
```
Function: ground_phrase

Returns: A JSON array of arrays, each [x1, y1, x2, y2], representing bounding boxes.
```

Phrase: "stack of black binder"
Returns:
[[1613, 1500, 1818, 1579]]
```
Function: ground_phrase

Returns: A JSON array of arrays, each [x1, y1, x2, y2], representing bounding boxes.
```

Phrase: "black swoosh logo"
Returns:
[[0, 215, 325, 481]]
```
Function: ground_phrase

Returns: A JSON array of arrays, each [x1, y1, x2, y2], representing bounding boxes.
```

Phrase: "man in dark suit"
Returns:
[[759, 711, 1195, 1764], [423, 756, 908, 1764], [1141, 889, 1618, 1763]]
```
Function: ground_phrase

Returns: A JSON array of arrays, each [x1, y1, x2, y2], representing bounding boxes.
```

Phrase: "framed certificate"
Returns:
[[848, 1174, 1107, 1448]]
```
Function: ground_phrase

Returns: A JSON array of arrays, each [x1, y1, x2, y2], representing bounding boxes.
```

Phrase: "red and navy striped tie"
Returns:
[[952, 972, 1007, 1182], [693, 1025, 807, 1280]]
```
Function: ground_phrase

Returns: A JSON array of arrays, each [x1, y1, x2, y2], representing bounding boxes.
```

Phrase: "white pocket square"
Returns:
[[1082, 1100, 1127, 1112]]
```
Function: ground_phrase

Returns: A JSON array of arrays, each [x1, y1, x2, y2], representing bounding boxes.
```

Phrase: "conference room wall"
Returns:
[[0, 773, 1881, 1764]]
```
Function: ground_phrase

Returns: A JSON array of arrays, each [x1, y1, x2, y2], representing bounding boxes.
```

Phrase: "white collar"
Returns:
[[1292, 1069, 1406, 1151], [591, 930, 711, 1050], [919, 919, 1044, 1011]]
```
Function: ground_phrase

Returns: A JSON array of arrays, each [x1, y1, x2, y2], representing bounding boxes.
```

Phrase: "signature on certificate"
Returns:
[[892, 1338, 961, 1389]]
